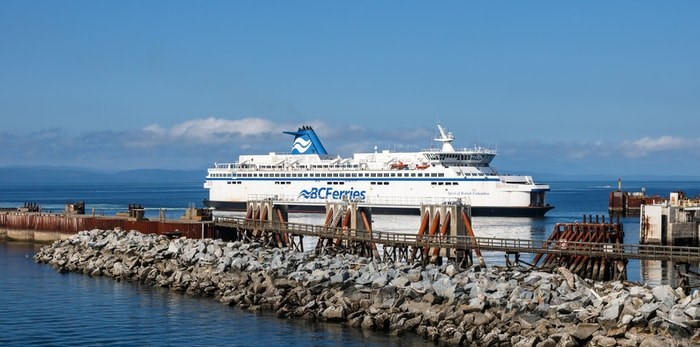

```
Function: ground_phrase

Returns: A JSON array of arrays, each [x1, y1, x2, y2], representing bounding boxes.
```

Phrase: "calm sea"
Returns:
[[1, 179, 699, 346]]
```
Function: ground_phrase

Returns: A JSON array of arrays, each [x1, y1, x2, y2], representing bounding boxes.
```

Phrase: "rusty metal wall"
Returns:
[[0, 212, 214, 239]]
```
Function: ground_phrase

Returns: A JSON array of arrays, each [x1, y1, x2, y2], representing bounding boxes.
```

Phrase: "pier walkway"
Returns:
[[214, 216, 700, 264]]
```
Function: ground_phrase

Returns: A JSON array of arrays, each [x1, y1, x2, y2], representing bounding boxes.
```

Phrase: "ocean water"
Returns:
[[1, 179, 699, 345]]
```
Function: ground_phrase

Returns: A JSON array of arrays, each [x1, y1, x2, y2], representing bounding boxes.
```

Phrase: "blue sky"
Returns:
[[1, 1, 698, 178]]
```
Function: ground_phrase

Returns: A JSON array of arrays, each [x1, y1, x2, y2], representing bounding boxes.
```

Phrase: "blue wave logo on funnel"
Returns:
[[284, 126, 328, 155]]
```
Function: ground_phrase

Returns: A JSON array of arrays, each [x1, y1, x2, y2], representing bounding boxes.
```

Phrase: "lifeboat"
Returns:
[[390, 161, 408, 170], [415, 163, 430, 170]]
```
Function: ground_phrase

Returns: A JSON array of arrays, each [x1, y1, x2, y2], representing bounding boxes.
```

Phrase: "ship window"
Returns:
[[438, 182, 444, 185], [383, 173, 390, 177], [370, 173, 376, 177], [417, 173, 423, 177], [431, 173, 438, 177], [454, 182, 458, 185], [431, 182, 437, 185], [384, 182, 389, 185], [438, 173, 444, 177], [411, 173, 416, 177], [390, 173, 396, 177], [351, 173, 357, 177], [371, 182, 376, 185], [303, 173, 308, 177], [333, 173, 339, 177]]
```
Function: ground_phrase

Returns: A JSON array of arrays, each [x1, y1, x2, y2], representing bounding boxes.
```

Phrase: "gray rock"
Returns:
[[598, 302, 621, 323], [652, 285, 677, 309], [321, 305, 345, 321], [590, 335, 617, 347], [686, 306, 700, 320], [638, 302, 660, 319], [432, 278, 456, 302], [570, 322, 600, 340], [330, 270, 350, 285], [667, 307, 690, 328], [371, 273, 388, 288], [513, 336, 537, 347], [405, 268, 421, 282]]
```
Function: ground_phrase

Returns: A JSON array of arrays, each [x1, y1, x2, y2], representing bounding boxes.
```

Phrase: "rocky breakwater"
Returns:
[[35, 229, 700, 346]]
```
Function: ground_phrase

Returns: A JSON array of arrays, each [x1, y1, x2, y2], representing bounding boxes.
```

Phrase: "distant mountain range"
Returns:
[[0, 166, 203, 185]]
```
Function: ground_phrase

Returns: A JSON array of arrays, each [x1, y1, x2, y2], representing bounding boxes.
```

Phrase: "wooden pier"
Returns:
[[215, 215, 700, 263], [214, 202, 700, 284]]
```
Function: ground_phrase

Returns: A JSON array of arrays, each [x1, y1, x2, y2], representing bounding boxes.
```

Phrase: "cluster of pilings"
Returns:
[[222, 200, 481, 269], [408, 203, 483, 268], [315, 202, 379, 258], [529, 215, 626, 281], [227, 200, 303, 251]]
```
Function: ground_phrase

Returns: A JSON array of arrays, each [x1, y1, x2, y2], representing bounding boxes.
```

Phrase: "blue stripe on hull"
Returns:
[[203, 200, 553, 218]]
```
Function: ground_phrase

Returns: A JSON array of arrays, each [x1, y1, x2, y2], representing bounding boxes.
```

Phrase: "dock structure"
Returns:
[[640, 192, 700, 247], [214, 201, 700, 284], [528, 215, 626, 281], [0, 203, 216, 242], [215, 214, 700, 262]]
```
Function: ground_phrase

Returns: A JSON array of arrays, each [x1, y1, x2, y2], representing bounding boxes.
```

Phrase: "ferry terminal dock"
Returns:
[[5, 199, 700, 345]]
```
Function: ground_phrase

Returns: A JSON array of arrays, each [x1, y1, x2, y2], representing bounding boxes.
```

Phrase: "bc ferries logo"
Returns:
[[291, 137, 313, 154], [299, 187, 366, 200]]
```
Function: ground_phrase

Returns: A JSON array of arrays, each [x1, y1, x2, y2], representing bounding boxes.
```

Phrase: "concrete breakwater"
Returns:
[[34, 230, 700, 346]]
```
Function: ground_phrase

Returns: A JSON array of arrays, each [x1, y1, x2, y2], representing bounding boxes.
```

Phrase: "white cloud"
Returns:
[[142, 117, 281, 144], [620, 136, 700, 157]]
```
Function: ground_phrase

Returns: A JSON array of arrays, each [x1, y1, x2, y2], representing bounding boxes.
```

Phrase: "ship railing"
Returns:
[[247, 194, 471, 207], [214, 163, 237, 169], [363, 196, 471, 206], [420, 147, 497, 155]]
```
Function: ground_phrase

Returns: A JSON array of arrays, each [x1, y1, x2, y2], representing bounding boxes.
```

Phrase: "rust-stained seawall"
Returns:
[[0, 212, 216, 243]]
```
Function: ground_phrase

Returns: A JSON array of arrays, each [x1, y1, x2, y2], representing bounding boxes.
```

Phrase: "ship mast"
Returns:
[[435, 124, 456, 152]]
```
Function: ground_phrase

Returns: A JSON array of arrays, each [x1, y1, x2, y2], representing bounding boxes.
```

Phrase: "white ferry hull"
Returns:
[[203, 175, 552, 217]]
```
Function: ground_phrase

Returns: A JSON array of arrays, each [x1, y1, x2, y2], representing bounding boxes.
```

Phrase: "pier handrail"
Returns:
[[214, 216, 700, 263]]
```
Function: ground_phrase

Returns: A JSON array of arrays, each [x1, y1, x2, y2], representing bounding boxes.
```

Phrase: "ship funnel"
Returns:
[[284, 125, 329, 155]]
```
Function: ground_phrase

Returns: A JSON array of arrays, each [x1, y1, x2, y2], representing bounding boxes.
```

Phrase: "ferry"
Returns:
[[203, 124, 553, 217]]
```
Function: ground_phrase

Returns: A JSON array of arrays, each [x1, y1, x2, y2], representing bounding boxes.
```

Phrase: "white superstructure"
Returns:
[[203, 124, 552, 216]]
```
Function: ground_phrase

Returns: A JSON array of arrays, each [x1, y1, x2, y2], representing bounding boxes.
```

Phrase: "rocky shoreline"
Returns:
[[34, 229, 700, 346]]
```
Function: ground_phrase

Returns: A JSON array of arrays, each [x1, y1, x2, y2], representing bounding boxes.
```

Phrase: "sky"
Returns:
[[1, 1, 699, 178]]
